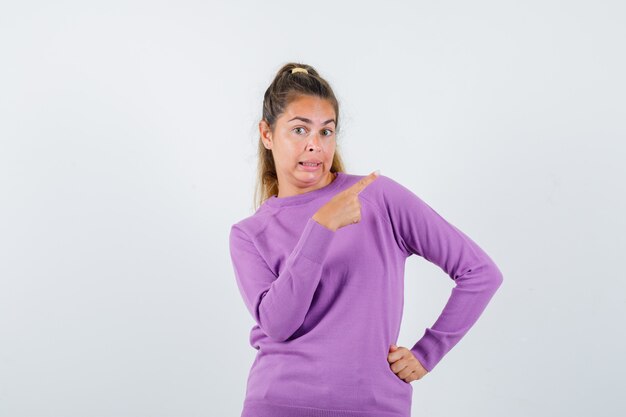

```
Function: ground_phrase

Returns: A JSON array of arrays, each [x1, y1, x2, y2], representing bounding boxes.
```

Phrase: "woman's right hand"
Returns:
[[312, 170, 380, 232]]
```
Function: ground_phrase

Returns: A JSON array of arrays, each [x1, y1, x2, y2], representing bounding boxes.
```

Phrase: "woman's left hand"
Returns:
[[387, 344, 429, 383]]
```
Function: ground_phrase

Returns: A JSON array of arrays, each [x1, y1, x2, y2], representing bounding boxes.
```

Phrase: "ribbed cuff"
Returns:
[[294, 217, 336, 263], [410, 328, 443, 372]]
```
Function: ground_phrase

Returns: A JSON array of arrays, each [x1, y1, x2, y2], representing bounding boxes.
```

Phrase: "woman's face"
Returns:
[[260, 95, 337, 198]]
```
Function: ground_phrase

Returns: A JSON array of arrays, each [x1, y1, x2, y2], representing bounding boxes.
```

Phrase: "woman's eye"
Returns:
[[292, 127, 333, 136]]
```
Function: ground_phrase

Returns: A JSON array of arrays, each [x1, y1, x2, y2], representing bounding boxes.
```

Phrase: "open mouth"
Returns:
[[299, 162, 322, 167]]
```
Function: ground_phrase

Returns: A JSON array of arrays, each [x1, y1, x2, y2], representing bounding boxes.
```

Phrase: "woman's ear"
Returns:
[[259, 120, 272, 149]]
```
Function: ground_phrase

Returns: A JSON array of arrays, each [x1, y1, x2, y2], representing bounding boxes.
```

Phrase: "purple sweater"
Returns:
[[229, 172, 503, 417]]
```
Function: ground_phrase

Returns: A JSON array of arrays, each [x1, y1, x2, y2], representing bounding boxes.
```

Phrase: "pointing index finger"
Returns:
[[352, 170, 380, 194]]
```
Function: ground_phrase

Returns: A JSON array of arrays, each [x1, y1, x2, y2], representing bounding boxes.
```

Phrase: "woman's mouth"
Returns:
[[299, 161, 322, 171]]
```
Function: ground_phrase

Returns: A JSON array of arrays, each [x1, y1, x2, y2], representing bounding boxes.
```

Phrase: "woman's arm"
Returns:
[[229, 217, 336, 342], [380, 176, 504, 372]]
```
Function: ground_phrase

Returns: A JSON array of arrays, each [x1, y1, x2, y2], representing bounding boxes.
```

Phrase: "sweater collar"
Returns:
[[264, 172, 347, 208]]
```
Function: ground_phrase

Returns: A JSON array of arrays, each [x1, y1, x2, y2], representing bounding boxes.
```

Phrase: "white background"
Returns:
[[1, 1, 624, 416]]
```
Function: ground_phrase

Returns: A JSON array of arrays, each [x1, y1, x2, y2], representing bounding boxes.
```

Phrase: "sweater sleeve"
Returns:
[[382, 177, 504, 372], [229, 217, 336, 342]]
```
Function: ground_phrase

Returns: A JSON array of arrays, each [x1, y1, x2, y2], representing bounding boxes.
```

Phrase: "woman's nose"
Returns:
[[307, 133, 323, 149]]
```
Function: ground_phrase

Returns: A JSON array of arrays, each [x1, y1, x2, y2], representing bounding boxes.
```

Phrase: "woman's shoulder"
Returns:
[[340, 171, 396, 190], [350, 172, 426, 218], [345, 172, 409, 199], [230, 203, 275, 241]]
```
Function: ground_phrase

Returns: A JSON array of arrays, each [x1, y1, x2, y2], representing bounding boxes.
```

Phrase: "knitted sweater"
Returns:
[[229, 172, 503, 417]]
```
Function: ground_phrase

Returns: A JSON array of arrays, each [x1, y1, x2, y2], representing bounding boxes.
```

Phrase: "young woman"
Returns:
[[229, 63, 504, 417]]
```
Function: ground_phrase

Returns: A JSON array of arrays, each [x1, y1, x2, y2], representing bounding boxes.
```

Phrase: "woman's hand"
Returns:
[[387, 344, 429, 383], [312, 170, 380, 232]]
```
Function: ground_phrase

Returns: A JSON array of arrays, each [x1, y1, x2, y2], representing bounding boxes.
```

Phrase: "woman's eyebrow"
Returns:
[[288, 116, 336, 126]]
